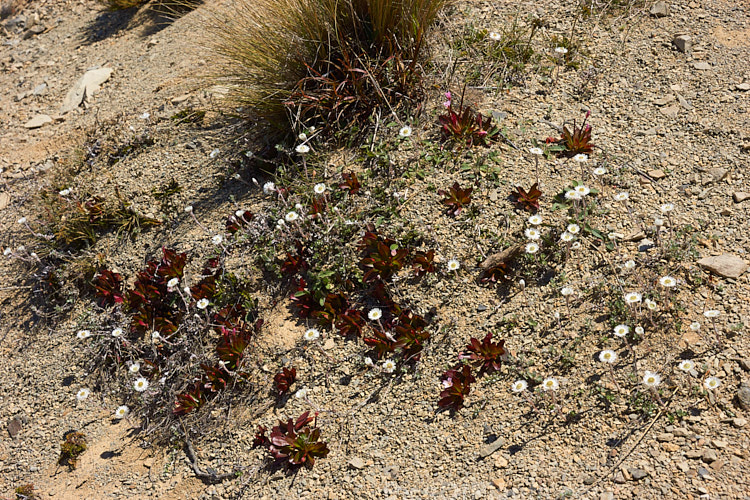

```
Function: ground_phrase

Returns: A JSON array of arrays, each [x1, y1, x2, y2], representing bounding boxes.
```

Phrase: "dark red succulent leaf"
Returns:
[[92, 268, 124, 307], [252, 426, 269, 448], [335, 309, 364, 337], [216, 326, 253, 370], [308, 196, 327, 218], [480, 261, 511, 283], [311, 292, 349, 329], [512, 183, 542, 212], [360, 240, 409, 282], [268, 412, 328, 468], [173, 382, 206, 416], [339, 172, 361, 194], [438, 365, 476, 411], [412, 249, 436, 277], [438, 182, 473, 216], [273, 367, 297, 395], [363, 329, 398, 359], [226, 210, 254, 234], [438, 97, 500, 147], [458, 332, 507, 374], [556, 112, 594, 156], [280, 241, 309, 276], [202, 363, 230, 393]]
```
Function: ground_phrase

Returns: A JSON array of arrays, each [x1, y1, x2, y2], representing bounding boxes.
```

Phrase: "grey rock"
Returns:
[[638, 239, 655, 252], [7, 417, 22, 438], [740, 359, 750, 371], [60, 67, 114, 114], [737, 83, 750, 91], [479, 437, 505, 458], [583, 475, 596, 485], [707, 167, 728, 182], [732, 417, 747, 428], [629, 468, 648, 480], [476, 304, 488, 312], [348, 457, 366, 469], [23, 25, 45, 39], [650, 1, 670, 17], [738, 384, 750, 411], [697, 467, 711, 477], [33, 83, 47, 95], [702, 449, 718, 463], [673, 35, 692, 53], [732, 192, 750, 203], [697, 254, 748, 278], [613, 472, 626, 484], [23, 114, 53, 129], [693, 62, 712, 70]]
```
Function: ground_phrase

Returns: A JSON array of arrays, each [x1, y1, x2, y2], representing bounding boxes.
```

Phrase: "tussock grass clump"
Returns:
[[208, 0, 449, 137]]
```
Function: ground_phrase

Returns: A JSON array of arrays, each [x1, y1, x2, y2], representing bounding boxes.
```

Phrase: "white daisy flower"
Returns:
[[3, 248, 11, 256], [167, 278, 180, 289], [114, 405, 130, 419], [623, 260, 636, 270], [642, 371, 661, 387], [525, 242, 539, 254], [573, 154, 588, 163], [528, 215, 543, 225], [689, 322, 700, 332], [529, 147, 543, 156], [565, 190, 581, 201], [298, 132, 307, 141], [660, 203, 674, 213], [555, 46, 568, 54], [511, 380, 528, 393], [133, 377, 149, 392], [151, 331, 161, 343], [635, 326, 644, 335], [593, 167, 607, 176], [285, 211, 299, 223], [524, 228, 541, 240], [77, 330, 91, 340], [303, 328, 320, 341], [129, 362, 140, 374], [210, 149, 220, 159], [614, 192, 629, 202], [295, 388, 308, 399], [196, 298, 209, 310], [296, 144, 310, 154], [613, 324, 629, 337], [364, 357, 374, 367], [368, 308, 382, 321], [704, 377, 721, 390], [17, 217, 27, 225], [111, 328, 123, 338], [489, 32, 501, 41], [211, 234, 223, 245], [703, 310, 720, 319], [624, 292, 642, 304], [447, 259, 461, 271], [654, 217, 664, 227], [382, 359, 396, 373], [399, 126, 412, 138], [571, 241, 581, 250], [678, 360, 694, 372], [599, 350, 617, 364], [184, 205, 193, 213], [574, 185, 590, 196], [59, 188, 71, 196], [76, 388, 91, 401], [560, 232, 575, 243], [659, 276, 676, 288], [314, 183, 326, 194], [561, 287, 574, 296], [645, 299, 657, 311], [541, 378, 559, 391], [235, 210, 246, 218], [566, 223, 580, 235], [263, 181, 276, 195]]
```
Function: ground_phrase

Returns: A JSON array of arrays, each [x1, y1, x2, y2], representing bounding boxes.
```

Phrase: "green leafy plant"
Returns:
[[58, 431, 87, 470]]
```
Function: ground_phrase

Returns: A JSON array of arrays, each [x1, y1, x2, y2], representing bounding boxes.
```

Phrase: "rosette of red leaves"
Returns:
[[458, 332, 506, 375], [268, 412, 329, 469], [438, 182, 472, 216], [438, 365, 475, 411]]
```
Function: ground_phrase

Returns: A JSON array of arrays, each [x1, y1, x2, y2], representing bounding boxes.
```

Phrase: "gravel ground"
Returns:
[[1, 0, 749, 499]]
